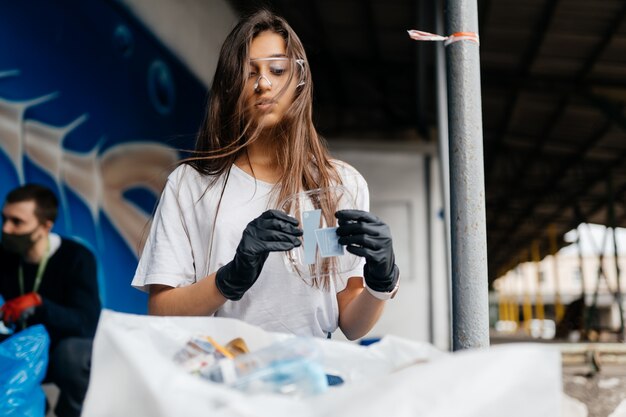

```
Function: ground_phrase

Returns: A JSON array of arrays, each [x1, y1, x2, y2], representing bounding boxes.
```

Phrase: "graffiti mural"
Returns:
[[0, 1, 207, 313]]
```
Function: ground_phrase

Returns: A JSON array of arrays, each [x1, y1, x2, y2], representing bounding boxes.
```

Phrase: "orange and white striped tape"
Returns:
[[407, 30, 480, 46]]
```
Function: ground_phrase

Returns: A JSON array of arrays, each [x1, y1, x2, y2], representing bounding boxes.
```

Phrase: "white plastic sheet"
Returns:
[[83, 310, 562, 417]]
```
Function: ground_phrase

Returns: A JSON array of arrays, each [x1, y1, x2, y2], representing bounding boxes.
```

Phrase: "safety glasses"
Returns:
[[248, 57, 306, 91]]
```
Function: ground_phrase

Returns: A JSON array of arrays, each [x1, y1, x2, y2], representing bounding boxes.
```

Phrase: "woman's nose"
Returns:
[[254, 74, 272, 92]]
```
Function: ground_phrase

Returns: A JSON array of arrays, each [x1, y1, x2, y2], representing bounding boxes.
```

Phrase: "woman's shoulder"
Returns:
[[328, 159, 369, 207], [168, 163, 202, 182], [329, 159, 366, 182], [158, 164, 233, 213], [166, 163, 220, 190], [160, 163, 228, 205]]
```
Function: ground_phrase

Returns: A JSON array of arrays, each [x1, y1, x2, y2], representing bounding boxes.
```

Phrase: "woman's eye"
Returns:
[[270, 66, 287, 76]]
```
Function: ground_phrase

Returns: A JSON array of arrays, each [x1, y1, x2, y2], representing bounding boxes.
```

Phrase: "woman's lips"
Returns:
[[255, 100, 275, 111]]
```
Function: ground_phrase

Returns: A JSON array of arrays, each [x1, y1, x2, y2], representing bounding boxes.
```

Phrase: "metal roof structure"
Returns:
[[228, 0, 626, 282]]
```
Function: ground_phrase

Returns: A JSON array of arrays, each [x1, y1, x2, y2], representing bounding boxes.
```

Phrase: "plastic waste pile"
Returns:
[[83, 311, 564, 417], [173, 335, 329, 397]]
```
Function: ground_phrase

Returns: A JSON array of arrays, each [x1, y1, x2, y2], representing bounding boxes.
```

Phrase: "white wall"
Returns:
[[429, 157, 451, 349], [331, 141, 450, 349], [117, 0, 238, 87]]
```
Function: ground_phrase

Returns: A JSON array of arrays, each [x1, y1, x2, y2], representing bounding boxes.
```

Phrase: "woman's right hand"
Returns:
[[215, 209, 302, 300]]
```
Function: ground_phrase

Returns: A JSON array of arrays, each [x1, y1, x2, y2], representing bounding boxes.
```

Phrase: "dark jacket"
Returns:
[[0, 237, 101, 349]]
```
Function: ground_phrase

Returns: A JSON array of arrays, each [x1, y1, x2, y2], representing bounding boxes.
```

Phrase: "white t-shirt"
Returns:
[[132, 161, 369, 337]]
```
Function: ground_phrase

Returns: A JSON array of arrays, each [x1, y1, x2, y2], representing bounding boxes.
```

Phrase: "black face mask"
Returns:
[[1, 227, 39, 257]]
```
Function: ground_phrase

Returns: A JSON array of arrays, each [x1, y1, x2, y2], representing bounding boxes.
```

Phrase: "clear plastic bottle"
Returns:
[[202, 337, 328, 397]]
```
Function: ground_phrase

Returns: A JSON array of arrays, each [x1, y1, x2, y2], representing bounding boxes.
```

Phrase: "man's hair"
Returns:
[[6, 184, 58, 224]]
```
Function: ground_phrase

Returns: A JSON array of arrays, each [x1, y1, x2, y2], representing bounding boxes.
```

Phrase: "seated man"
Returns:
[[0, 184, 101, 417]]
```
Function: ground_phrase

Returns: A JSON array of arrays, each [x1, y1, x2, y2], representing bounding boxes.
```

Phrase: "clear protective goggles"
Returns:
[[248, 57, 306, 91]]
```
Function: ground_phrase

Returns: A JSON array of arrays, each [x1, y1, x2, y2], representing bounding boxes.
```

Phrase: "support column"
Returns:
[[446, 0, 490, 350]]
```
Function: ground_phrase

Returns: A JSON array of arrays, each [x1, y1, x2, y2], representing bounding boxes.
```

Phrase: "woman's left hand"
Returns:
[[335, 210, 399, 293]]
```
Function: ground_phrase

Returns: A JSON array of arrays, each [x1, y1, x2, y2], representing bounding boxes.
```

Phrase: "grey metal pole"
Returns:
[[446, 0, 490, 350]]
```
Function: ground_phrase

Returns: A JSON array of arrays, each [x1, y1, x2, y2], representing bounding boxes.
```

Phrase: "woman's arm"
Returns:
[[148, 210, 303, 316], [334, 209, 400, 340], [337, 277, 386, 340], [148, 274, 227, 316]]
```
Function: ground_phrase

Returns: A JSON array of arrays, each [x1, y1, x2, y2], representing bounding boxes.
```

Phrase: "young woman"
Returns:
[[132, 10, 399, 340]]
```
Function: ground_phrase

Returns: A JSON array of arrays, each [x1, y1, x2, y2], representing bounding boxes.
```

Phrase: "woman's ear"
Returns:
[[43, 219, 54, 233]]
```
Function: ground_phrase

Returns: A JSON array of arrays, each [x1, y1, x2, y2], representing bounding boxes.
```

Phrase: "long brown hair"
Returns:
[[185, 10, 342, 289]]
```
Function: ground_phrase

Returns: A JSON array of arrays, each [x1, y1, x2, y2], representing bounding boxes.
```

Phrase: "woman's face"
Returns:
[[245, 31, 299, 128]]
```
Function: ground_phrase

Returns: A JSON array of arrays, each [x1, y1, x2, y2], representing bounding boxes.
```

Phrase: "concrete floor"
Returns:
[[563, 364, 626, 417], [492, 332, 626, 417]]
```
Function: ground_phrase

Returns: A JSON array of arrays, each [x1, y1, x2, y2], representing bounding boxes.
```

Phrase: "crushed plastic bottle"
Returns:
[[202, 337, 328, 397]]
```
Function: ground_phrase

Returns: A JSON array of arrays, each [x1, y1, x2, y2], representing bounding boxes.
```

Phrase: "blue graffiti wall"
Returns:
[[0, 1, 207, 313]]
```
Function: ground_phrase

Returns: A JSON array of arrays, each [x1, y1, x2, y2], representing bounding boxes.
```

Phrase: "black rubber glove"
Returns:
[[335, 209, 399, 293], [215, 209, 303, 300]]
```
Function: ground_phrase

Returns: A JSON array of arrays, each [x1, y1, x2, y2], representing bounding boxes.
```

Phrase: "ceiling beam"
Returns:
[[487, 146, 608, 244], [478, 0, 492, 34], [414, 0, 433, 137], [494, 173, 626, 279], [490, 113, 626, 278], [483, 0, 560, 180], [579, 90, 626, 133], [301, 0, 348, 133], [487, 1, 626, 250], [482, 72, 626, 94], [362, 0, 408, 129]]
